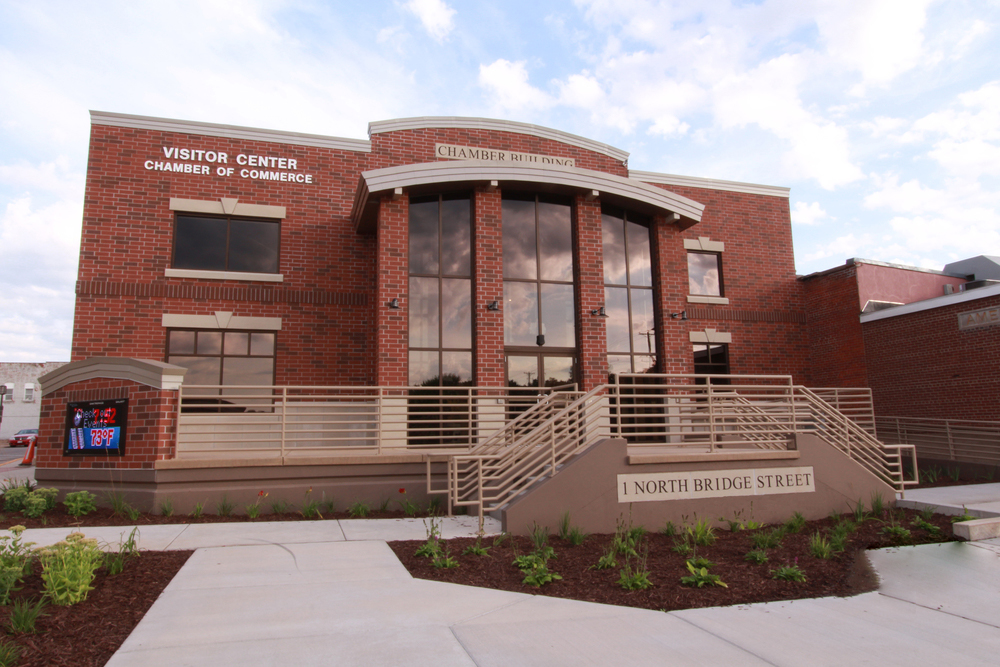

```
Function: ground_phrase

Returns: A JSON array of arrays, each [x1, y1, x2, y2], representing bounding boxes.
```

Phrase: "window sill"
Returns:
[[687, 294, 729, 305], [165, 268, 284, 283]]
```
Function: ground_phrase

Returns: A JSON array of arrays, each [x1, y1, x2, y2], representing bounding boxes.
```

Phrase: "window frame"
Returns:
[[407, 193, 474, 388], [171, 213, 282, 274], [501, 192, 576, 352], [684, 237, 729, 305], [165, 328, 278, 388], [602, 205, 657, 376]]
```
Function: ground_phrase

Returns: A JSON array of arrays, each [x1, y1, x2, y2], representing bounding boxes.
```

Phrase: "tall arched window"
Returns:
[[408, 194, 473, 387], [602, 206, 655, 377]]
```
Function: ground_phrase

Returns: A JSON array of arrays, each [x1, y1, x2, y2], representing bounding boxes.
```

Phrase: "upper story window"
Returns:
[[2, 383, 12, 402], [685, 237, 728, 305], [23, 385, 34, 402], [602, 206, 655, 375], [173, 215, 280, 273], [502, 194, 575, 348], [408, 194, 473, 387]]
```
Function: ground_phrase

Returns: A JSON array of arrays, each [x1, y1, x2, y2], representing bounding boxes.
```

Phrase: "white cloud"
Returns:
[[404, 0, 456, 42], [791, 201, 828, 226], [712, 54, 863, 189], [0, 157, 84, 201], [801, 233, 873, 264], [478, 60, 554, 113], [814, 0, 932, 91]]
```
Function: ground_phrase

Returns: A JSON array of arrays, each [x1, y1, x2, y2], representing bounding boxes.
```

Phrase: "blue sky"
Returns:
[[1, 0, 997, 361]]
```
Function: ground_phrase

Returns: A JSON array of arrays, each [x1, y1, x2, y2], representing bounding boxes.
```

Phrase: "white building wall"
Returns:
[[0, 362, 68, 439]]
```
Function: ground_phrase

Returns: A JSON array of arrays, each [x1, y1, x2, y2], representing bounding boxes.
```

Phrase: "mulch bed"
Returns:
[[0, 504, 963, 665], [0, 551, 192, 667], [388, 508, 959, 612]]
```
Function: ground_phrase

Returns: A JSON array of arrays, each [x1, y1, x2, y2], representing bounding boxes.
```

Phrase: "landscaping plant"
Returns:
[[64, 491, 97, 518], [396, 488, 420, 517], [216, 495, 235, 517], [104, 527, 140, 576], [301, 488, 322, 519], [680, 560, 727, 588], [6, 597, 46, 634], [0, 526, 34, 605], [744, 549, 768, 564], [771, 564, 807, 582], [159, 497, 174, 517], [37, 532, 104, 605], [347, 500, 370, 518], [245, 491, 267, 519]]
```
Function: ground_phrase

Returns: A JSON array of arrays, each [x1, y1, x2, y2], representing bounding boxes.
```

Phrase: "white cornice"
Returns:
[[860, 282, 1000, 323], [351, 160, 704, 232], [630, 170, 790, 198], [39, 358, 188, 395], [368, 117, 630, 163], [90, 111, 372, 153]]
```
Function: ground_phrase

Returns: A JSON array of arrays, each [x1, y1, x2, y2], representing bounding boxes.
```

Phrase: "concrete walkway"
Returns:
[[6, 509, 996, 667], [5, 481, 1000, 665], [898, 481, 1000, 518]]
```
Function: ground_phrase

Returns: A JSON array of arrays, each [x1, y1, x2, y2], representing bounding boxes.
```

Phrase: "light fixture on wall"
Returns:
[[591, 306, 609, 317], [670, 310, 687, 321], [486, 300, 500, 311], [388, 298, 400, 309]]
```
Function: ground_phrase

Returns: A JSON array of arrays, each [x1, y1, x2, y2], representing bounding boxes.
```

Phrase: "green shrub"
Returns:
[[744, 549, 768, 564], [21, 493, 49, 518], [0, 526, 34, 605], [3, 487, 30, 513], [37, 532, 104, 605], [64, 491, 97, 517]]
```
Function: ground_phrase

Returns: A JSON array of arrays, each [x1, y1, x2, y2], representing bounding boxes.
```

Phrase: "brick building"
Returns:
[[37, 111, 982, 522]]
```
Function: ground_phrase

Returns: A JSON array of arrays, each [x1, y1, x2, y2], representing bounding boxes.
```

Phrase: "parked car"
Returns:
[[8, 429, 37, 447]]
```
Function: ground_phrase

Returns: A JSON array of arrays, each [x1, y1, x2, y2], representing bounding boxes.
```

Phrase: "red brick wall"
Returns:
[[75, 123, 376, 384], [863, 293, 1000, 420], [647, 184, 811, 383], [75, 119, 814, 392], [574, 196, 608, 389], [375, 195, 409, 386], [37, 379, 177, 470], [472, 188, 504, 386], [801, 265, 868, 387]]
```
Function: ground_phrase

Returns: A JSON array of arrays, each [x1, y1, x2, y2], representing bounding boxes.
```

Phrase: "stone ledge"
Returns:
[[952, 517, 1000, 541], [628, 449, 800, 465]]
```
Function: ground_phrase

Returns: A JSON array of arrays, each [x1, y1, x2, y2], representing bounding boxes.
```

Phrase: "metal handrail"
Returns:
[[876, 415, 1000, 466]]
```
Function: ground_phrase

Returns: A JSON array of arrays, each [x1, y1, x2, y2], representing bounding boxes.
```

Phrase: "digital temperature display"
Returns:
[[64, 398, 128, 456]]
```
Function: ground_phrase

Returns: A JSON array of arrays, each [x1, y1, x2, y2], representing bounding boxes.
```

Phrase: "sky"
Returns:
[[0, 0, 998, 362]]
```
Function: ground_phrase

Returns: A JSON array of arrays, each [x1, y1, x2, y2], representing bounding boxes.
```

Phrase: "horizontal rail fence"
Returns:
[[811, 387, 876, 437], [176, 385, 569, 459], [446, 387, 607, 527], [876, 416, 1000, 466], [608, 374, 799, 451]]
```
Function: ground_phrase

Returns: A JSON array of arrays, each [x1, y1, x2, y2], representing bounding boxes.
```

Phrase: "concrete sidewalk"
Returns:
[[898, 482, 1000, 518], [9, 482, 1000, 665], [89, 521, 997, 667]]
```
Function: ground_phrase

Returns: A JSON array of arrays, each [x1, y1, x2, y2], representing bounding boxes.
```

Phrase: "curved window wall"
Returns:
[[602, 206, 656, 377], [408, 195, 473, 387], [502, 194, 577, 389]]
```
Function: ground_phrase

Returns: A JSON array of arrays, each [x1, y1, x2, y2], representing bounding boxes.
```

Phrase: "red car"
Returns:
[[8, 429, 37, 447]]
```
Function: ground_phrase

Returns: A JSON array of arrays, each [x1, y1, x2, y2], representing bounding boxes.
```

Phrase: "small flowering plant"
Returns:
[[36, 531, 104, 605], [245, 490, 268, 520], [397, 488, 420, 517]]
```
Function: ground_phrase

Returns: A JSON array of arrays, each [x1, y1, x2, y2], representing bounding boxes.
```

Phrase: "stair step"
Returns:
[[952, 517, 1000, 541]]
